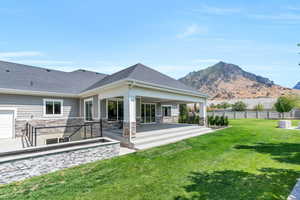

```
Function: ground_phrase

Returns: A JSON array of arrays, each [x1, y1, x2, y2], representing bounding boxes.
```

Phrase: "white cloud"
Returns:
[[192, 5, 241, 15], [0, 51, 43, 58], [286, 6, 300, 11], [176, 24, 207, 39], [249, 13, 300, 21]]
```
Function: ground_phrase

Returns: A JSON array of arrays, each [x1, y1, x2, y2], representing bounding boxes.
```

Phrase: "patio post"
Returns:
[[123, 94, 136, 142], [199, 101, 207, 126]]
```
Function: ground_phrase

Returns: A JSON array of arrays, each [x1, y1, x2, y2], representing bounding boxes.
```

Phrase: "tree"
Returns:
[[179, 104, 188, 123], [232, 101, 247, 111], [253, 103, 264, 111], [274, 95, 300, 118], [219, 102, 231, 109]]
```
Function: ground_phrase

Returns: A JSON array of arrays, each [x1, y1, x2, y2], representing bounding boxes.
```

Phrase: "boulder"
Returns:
[[278, 120, 292, 129]]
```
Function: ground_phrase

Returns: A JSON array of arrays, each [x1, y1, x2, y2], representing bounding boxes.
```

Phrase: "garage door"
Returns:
[[0, 110, 14, 139]]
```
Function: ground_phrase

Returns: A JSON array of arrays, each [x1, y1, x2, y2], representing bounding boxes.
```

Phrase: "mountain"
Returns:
[[179, 61, 296, 99], [293, 82, 300, 90]]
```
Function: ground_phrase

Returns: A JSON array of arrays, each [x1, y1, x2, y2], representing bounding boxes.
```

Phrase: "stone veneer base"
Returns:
[[0, 137, 120, 184]]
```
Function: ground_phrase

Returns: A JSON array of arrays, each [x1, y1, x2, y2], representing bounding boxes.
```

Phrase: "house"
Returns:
[[0, 60, 208, 148]]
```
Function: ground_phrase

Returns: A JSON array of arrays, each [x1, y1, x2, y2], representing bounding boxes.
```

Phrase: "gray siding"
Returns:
[[0, 93, 79, 119], [100, 99, 107, 119]]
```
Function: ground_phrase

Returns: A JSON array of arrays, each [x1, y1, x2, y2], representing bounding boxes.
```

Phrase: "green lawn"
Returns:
[[1, 119, 300, 200]]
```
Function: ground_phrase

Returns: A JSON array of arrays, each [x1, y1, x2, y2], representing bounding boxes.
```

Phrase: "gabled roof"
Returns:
[[0, 60, 107, 94], [0, 61, 206, 97], [84, 63, 204, 95]]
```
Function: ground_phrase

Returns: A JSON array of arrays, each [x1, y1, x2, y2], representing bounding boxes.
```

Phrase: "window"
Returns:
[[84, 99, 93, 121], [107, 99, 123, 121], [162, 106, 171, 117], [44, 99, 63, 116], [141, 103, 156, 123]]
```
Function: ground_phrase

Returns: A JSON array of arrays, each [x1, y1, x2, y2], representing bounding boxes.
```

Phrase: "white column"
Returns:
[[199, 101, 207, 126], [123, 94, 136, 141]]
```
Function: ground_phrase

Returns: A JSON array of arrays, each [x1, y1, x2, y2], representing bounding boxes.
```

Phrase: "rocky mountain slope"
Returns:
[[293, 82, 300, 90], [179, 61, 296, 99]]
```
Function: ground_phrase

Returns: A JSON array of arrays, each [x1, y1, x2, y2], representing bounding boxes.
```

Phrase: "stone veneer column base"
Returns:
[[199, 117, 206, 126], [123, 122, 136, 139]]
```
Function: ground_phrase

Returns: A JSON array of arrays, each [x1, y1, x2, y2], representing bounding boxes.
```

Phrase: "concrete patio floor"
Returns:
[[0, 138, 24, 153]]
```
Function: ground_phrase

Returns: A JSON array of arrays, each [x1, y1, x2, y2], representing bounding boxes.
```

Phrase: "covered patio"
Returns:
[[89, 82, 207, 147], [79, 64, 208, 147]]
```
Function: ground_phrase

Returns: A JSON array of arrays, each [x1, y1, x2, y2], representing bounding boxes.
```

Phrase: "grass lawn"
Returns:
[[1, 119, 300, 200]]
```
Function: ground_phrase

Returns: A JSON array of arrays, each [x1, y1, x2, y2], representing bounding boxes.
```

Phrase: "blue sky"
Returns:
[[0, 0, 299, 87]]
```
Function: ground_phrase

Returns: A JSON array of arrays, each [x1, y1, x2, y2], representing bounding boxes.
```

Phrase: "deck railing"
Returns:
[[25, 119, 103, 147], [25, 122, 37, 147]]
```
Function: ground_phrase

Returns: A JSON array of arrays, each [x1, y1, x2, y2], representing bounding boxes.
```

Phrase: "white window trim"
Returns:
[[84, 98, 93, 121], [162, 105, 172, 117], [43, 99, 63, 117], [106, 98, 123, 121]]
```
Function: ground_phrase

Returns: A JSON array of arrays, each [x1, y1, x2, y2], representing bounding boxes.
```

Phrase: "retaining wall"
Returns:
[[0, 137, 120, 184]]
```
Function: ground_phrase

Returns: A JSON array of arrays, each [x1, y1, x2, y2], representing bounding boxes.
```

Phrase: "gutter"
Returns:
[[126, 79, 208, 98], [0, 79, 209, 99], [0, 88, 78, 98]]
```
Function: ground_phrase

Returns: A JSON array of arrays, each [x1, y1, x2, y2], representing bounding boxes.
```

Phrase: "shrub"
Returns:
[[219, 102, 232, 109], [224, 116, 229, 126], [194, 115, 199, 124], [253, 103, 264, 111], [232, 101, 247, 111], [214, 116, 220, 126], [274, 95, 300, 117], [220, 116, 225, 126], [179, 104, 188, 123], [208, 115, 229, 127], [208, 115, 214, 126]]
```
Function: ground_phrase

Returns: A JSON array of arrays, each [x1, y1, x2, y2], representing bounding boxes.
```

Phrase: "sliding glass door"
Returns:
[[141, 103, 156, 124]]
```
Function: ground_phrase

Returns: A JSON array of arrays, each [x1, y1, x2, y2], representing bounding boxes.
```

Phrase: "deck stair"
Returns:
[[133, 125, 212, 150]]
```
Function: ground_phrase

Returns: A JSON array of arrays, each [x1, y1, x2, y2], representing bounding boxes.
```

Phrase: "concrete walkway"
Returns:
[[0, 138, 23, 153], [119, 147, 136, 155], [288, 179, 300, 200]]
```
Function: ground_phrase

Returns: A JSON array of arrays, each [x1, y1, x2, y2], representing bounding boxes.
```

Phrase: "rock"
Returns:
[[278, 120, 292, 129]]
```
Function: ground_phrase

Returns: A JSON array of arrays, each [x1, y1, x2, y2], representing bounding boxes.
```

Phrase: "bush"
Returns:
[[208, 102, 232, 110], [208, 115, 214, 126], [194, 115, 199, 124], [219, 102, 232, 109], [253, 103, 264, 111], [179, 104, 188, 123], [224, 116, 229, 126], [207, 115, 229, 127], [220, 116, 225, 126], [232, 101, 247, 111], [274, 95, 300, 117], [214, 116, 220, 126]]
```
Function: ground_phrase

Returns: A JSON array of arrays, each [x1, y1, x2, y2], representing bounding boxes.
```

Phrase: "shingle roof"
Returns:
[[0, 60, 107, 94], [84, 63, 204, 95], [0, 61, 205, 96]]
